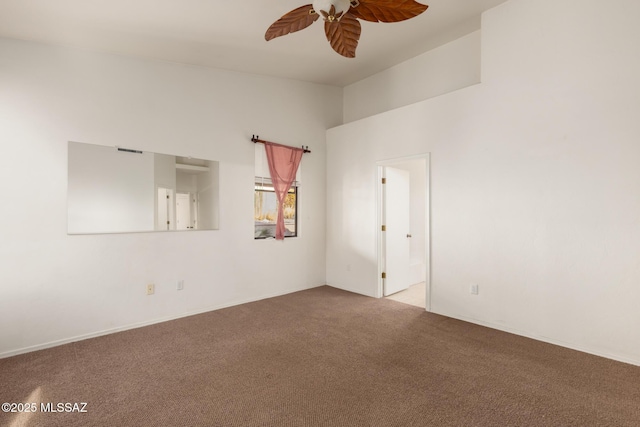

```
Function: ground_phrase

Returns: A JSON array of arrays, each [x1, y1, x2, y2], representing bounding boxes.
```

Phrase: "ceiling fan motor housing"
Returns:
[[313, 0, 351, 21]]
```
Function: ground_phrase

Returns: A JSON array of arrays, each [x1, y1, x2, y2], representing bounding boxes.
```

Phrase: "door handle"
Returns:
[[406, 234, 412, 238]]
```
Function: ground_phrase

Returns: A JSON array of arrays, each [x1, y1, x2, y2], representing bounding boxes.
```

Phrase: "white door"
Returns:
[[176, 193, 191, 230], [384, 167, 411, 296]]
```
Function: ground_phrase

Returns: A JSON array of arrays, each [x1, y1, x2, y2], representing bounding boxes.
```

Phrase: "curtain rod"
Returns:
[[251, 135, 311, 154]]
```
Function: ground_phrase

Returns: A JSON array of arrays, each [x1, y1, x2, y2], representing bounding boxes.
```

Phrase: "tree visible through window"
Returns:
[[254, 181, 297, 239]]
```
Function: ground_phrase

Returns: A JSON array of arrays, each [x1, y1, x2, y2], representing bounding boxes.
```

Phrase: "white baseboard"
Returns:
[[326, 282, 377, 298], [429, 308, 640, 367], [0, 283, 323, 359], [10, 284, 635, 368]]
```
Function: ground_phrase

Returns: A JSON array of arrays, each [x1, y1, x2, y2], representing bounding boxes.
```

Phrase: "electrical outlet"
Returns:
[[177, 280, 184, 291], [470, 283, 479, 295], [146, 283, 155, 295]]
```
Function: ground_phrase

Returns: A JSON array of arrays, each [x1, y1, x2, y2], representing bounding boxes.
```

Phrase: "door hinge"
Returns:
[[381, 225, 386, 231], [166, 195, 169, 199], [381, 178, 386, 184], [381, 272, 386, 279], [167, 221, 170, 225]]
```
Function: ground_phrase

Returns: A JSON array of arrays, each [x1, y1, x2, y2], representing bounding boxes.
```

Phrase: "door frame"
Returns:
[[376, 153, 431, 311], [156, 186, 175, 231]]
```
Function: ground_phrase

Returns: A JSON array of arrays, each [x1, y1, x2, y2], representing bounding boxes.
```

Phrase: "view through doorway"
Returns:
[[385, 282, 426, 308], [377, 154, 430, 310]]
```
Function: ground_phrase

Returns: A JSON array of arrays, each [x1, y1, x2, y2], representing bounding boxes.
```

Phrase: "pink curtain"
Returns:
[[264, 142, 303, 240]]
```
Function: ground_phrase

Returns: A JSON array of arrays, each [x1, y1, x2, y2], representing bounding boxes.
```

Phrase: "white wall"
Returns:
[[0, 38, 342, 357], [326, 0, 640, 365], [154, 153, 177, 192], [195, 162, 219, 230], [176, 171, 196, 193], [343, 31, 481, 123]]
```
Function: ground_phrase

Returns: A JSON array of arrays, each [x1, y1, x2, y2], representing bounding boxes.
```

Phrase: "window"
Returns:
[[254, 179, 297, 239], [254, 144, 300, 239]]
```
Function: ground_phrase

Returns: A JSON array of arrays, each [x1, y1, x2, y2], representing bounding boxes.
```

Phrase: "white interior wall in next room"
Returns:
[[327, 0, 640, 365], [0, 37, 342, 358]]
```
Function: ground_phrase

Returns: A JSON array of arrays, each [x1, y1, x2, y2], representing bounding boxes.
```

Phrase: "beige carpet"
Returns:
[[1, 286, 639, 427]]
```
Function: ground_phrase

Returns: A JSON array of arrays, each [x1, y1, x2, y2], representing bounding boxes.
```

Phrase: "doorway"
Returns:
[[377, 154, 430, 310], [176, 192, 198, 230]]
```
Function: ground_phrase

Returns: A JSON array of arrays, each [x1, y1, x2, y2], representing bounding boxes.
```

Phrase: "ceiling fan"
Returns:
[[265, 0, 429, 58]]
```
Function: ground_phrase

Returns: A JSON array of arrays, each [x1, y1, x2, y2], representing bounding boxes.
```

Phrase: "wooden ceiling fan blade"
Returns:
[[265, 4, 319, 41], [324, 12, 361, 58], [349, 0, 428, 23]]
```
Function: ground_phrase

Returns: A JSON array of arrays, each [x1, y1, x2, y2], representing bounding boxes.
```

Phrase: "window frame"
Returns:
[[254, 179, 299, 239]]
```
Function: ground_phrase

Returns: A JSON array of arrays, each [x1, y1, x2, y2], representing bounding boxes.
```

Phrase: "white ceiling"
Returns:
[[0, 0, 508, 86]]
